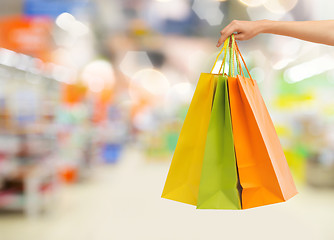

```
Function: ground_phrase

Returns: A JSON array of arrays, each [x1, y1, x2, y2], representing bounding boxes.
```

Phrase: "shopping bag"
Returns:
[[161, 41, 229, 206], [197, 75, 241, 209], [228, 41, 298, 209], [161, 73, 217, 205]]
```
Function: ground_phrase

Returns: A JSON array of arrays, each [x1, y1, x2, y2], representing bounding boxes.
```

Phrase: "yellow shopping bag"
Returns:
[[161, 42, 229, 205]]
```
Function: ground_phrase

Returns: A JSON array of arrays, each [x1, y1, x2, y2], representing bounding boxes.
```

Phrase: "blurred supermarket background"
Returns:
[[0, 0, 334, 239]]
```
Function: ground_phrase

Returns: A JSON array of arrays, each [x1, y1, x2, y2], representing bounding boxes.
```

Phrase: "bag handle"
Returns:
[[227, 35, 242, 78], [233, 38, 253, 81], [234, 40, 244, 77], [210, 38, 229, 74], [211, 35, 253, 81], [229, 35, 234, 77], [219, 39, 229, 74]]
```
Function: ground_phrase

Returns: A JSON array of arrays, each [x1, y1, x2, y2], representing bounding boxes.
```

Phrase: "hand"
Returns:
[[217, 20, 265, 47], [217, 20, 334, 47]]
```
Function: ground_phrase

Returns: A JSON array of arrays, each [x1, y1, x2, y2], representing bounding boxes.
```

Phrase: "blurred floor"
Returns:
[[0, 148, 334, 240]]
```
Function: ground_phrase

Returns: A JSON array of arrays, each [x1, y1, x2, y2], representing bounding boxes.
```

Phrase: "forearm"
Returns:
[[260, 20, 334, 46]]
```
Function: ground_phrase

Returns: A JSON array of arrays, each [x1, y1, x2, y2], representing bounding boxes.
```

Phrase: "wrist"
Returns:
[[257, 19, 274, 34]]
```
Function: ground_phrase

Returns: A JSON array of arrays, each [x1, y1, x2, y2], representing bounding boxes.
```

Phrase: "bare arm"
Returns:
[[217, 20, 334, 47]]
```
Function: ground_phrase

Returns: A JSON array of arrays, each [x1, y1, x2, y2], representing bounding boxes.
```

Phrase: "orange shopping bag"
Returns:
[[228, 40, 298, 209]]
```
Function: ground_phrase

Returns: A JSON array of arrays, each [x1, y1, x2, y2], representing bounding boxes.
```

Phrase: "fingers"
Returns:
[[217, 24, 235, 47], [217, 20, 249, 47]]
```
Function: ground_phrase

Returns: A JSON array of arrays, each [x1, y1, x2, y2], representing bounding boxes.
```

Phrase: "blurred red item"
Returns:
[[0, 15, 52, 61], [92, 88, 114, 123], [58, 167, 78, 184], [62, 83, 87, 105], [92, 101, 107, 123]]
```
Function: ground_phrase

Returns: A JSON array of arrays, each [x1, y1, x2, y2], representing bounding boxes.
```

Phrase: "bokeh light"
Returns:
[[129, 68, 170, 104], [192, 0, 224, 26], [284, 55, 334, 83], [56, 12, 89, 37], [82, 60, 115, 92], [239, 0, 266, 7], [119, 51, 153, 77], [263, 0, 298, 14]]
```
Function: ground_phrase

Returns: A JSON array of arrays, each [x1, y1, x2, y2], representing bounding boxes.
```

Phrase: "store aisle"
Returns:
[[0, 148, 333, 240]]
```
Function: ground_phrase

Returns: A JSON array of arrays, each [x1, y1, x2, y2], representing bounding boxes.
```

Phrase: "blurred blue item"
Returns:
[[16, 115, 36, 125], [107, 106, 121, 121], [23, 0, 94, 18], [163, 14, 199, 35], [102, 143, 122, 164]]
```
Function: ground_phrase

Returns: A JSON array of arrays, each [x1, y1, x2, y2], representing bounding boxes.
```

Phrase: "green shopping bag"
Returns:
[[197, 75, 241, 209]]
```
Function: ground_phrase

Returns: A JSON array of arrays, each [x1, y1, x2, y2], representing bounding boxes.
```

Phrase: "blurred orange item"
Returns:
[[99, 87, 114, 104], [58, 167, 78, 184], [0, 15, 52, 61], [130, 99, 149, 120], [62, 83, 87, 105]]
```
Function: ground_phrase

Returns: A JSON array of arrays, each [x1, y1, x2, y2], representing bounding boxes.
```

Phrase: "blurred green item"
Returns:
[[166, 131, 179, 153]]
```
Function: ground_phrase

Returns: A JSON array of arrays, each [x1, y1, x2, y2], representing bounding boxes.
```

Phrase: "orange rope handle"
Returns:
[[234, 41, 252, 80], [229, 36, 244, 77], [232, 36, 235, 77], [235, 46, 244, 77]]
